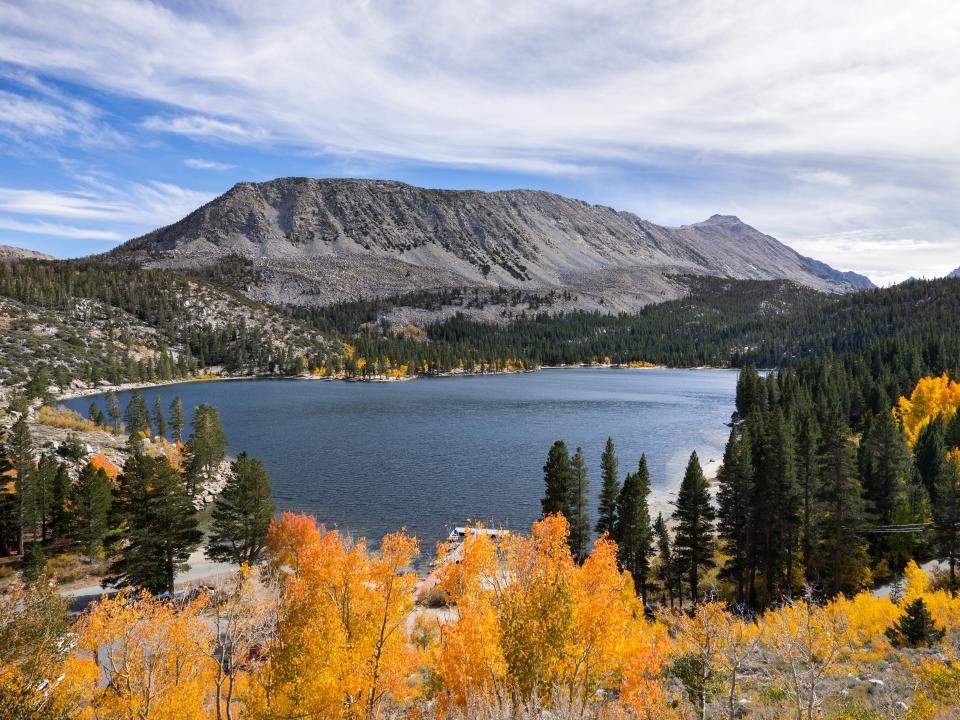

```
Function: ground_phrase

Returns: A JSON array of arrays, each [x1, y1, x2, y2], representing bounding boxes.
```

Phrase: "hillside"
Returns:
[[0, 244, 55, 261], [0, 259, 335, 393], [109, 178, 873, 312]]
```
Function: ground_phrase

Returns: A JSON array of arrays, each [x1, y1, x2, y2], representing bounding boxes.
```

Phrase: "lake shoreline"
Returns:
[[50, 362, 736, 403]]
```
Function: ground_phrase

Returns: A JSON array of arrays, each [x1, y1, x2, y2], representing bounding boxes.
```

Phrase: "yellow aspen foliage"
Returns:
[[497, 514, 577, 697], [759, 597, 854, 720], [619, 625, 674, 720], [825, 593, 900, 656], [431, 517, 668, 712], [432, 527, 508, 709], [67, 591, 214, 720], [899, 559, 960, 633], [252, 513, 421, 719], [893, 373, 960, 446]]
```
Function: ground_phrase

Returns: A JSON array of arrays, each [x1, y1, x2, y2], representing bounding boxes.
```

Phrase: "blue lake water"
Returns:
[[66, 368, 737, 554]]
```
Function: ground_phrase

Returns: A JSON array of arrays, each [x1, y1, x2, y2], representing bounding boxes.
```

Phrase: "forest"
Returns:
[[3, 260, 960, 717]]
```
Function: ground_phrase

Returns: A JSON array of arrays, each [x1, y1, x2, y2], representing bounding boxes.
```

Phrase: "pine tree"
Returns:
[[10, 416, 35, 557], [105, 391, 122, 434], [794, 410, 821, 584], [886, 597, 945, 648], [49, 462, 70, 541], [170, 396, 186, 444], [672, 451, 715, 604], [653, 513, 677, 607], [567, 447, 590, 562], [88, 402, 106, 427], [541, 440, 573, 517], [152, 395, 167, 439], [206, 452, 276, 566], [69, 462, 113, 559], [933, 454, 960, 592], [124, 391, 151, 439], [860, 410, 914, 574], [716, 427, 754, 606], [186, 404, 228, 495], [34, 454, 58, 543], [914, 418, 947, 502], [22, 541, 46, 581], [615, 454, 653, 601], [108, 453, 202, 595], [816, 406, 870, 596], [595, 437, 619, 535]]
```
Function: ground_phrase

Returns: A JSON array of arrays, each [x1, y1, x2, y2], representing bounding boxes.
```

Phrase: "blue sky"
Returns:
[[1, 1, 958, 284]]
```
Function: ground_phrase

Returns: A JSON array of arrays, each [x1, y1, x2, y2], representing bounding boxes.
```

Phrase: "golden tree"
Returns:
[[251, 513, 421, 719]]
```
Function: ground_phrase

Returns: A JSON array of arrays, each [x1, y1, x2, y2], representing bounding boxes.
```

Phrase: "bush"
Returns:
[[36, 405, 98, 432], [21, 542, 46, 581]]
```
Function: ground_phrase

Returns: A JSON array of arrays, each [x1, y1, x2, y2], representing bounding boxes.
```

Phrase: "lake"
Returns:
[[66, 368, 738, 555]]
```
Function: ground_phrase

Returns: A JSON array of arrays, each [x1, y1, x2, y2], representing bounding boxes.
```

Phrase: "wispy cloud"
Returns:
[[0, 180, 214, 233], [0, 1, 958, 277], [184, 158, 235, 171], [142, 115, 266, 144], [0, 216, 121, 240]]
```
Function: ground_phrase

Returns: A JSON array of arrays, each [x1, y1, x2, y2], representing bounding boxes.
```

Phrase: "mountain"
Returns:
[[950, 267, 960, 278], [0, 244, 56, 261], [110, 178, 873, 312]]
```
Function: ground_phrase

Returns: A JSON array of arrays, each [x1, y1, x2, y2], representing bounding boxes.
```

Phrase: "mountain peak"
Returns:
[[109, 176, 870, 308]]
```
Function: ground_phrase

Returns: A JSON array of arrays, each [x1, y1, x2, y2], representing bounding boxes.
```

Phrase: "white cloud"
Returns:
[[0, 1, 958, 278], [0, 180, 214, 231], [142, 115, 266, 143], [184, 158, 235, 171], [0, 216, 121, 240]]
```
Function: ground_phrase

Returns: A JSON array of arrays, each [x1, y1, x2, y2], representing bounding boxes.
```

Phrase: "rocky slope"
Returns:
[[0, 244, 56, 261], [110, 178, 873, 312]]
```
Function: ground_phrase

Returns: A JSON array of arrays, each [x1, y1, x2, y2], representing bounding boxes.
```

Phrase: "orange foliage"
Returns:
[[67, 591, 214, 720], [252, 513, 421, 719], [88, 452, 119, 480], [894, 373, 960, 446]]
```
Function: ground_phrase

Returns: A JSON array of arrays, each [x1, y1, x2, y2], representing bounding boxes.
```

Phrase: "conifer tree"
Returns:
[[105, 391, 122, 434], [109, 453, 202, 595], [206, 452, 275, 566], [88, 402, 106, 427], [860, 410, 915, 574], [49, 462, 70, 540], [152, 395, 167, 439], [10, 416, 35, 557], [567, 447, 591, 562], [716, 427, 754, 606], [672, 451, 715, 604], [186, 404, 228, 495], [170, 396, 186, 444], [595, 437, 619, 535], [914, 418, 947, 501], [886, 597, 945, 648], [541, 440, 573, 517], [816, 406, 870, 596], [933, 454, 960, 592], [69, 462, 113, 559], [653, 512, 677, 607], [34, 454, 58, 543], [794, 410, 821, 583], [615, 454, 653, 601], [124, 391, 150, 439]]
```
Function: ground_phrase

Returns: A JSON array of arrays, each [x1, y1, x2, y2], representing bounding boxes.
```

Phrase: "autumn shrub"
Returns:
[[35, 404, 99, 432]]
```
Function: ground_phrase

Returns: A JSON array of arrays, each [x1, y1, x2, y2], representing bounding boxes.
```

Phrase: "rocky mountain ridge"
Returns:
[[0, 243, 56, 261], [110, 178, 873, 312]]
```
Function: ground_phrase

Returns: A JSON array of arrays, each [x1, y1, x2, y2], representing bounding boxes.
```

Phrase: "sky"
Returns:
[[0, 1, 958, 285]]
